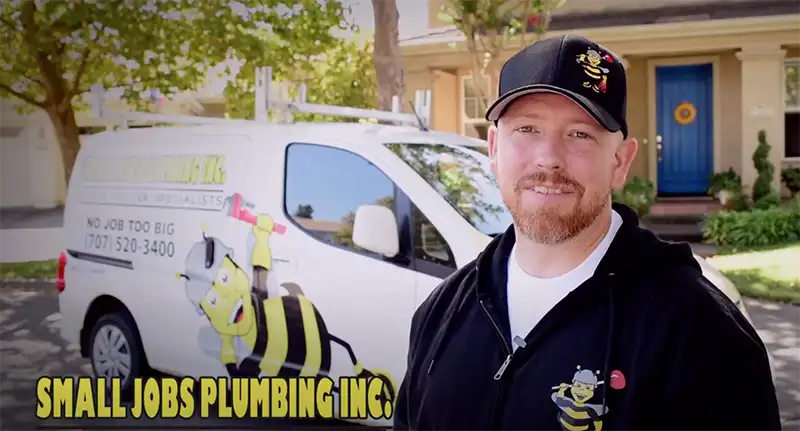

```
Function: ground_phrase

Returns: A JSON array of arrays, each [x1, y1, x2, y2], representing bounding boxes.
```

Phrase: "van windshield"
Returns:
[[385, 142, 513, 237]]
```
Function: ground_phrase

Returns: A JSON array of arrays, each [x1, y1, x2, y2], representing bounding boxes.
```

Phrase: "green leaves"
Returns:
[[0, 0, 354, 113], [224, 38, 376, 122], [0, 0, 365, 185]]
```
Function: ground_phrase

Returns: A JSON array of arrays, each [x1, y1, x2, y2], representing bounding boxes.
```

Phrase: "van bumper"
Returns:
[[57, 288, 85, 350]]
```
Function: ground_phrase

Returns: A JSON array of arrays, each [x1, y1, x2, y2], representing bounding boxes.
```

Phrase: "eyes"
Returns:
[[216, 268, 231, 286], [513, 125, 595, 141]]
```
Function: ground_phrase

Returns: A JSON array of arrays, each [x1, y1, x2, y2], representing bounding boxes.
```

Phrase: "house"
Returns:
[[0, 92, 206, 210], [398, 0, 800, 198], [293, 217, 344, 244]]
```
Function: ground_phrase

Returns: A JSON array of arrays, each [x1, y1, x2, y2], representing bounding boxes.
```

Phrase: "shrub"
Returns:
[[703, 204, 800, 247], [725, 189, 752, 212], [782, 167, 800, 197], [751, 130, 776, 204], [612, 177, 656, 216], [708, 167, 742, 196], [754, 192, 781, 210]]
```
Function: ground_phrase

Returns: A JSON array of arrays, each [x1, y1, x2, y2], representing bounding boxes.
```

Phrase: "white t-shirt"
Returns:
[[506, 210, 623, 351]]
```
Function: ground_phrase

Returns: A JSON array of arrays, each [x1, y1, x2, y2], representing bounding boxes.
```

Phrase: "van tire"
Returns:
[[88, 312, 145, 400]]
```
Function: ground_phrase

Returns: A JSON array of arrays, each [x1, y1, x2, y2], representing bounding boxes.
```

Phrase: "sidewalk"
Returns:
[[0, 208, 64, 263], [0, 207, 63, 230]]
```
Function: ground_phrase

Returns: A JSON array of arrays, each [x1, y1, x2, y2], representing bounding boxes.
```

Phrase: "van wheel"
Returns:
[[88, 312, 145, 398]]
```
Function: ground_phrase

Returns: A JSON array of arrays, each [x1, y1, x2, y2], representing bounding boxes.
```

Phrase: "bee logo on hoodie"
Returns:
[[551, 366, 609, 431]]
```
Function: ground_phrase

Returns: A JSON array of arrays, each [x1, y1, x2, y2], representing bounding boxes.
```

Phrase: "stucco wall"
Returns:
[[718, 51, 744, 175], [424, 0, 790, 30], [625, 58, 649, 181]]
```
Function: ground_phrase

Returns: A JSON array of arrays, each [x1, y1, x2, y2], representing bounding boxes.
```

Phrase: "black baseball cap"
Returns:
[[485, 35, 628, 138]]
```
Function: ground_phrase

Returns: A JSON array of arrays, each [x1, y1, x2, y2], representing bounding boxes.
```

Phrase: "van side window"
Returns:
[[412, 204, 456, 269], [284, 143, 397, 258]]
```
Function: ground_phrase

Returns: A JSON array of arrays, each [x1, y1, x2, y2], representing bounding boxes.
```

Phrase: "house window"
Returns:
[[785, 59, 799, 159], [462, 75, 492, 141]]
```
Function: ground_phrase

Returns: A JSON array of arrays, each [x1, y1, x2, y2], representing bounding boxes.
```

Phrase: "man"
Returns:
[[392, 35, 780, 430]]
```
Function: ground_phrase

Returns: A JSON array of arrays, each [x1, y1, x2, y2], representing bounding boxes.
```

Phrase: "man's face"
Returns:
[[487, 93, 637, 244]]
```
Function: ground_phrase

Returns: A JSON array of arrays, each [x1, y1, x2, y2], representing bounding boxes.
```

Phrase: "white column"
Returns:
[[736, 43, 786, 193], [619, 56, 631, 71]]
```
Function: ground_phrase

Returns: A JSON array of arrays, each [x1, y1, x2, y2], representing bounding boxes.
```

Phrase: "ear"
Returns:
[[612, 137, 638, 190], [487, 123, 499, 176]]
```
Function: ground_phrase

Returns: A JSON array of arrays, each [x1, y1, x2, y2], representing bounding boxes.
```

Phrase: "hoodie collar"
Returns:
[[474, 202, 700, 300]]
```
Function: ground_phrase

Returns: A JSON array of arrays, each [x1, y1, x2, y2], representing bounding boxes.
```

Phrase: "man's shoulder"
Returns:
[[634, 261, 759, 343], [401, 260, 479, 367], [414, 260, 479, 322]]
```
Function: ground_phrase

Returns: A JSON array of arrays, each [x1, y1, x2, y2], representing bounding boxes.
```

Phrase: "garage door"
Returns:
[[1, 126, 32, 208]]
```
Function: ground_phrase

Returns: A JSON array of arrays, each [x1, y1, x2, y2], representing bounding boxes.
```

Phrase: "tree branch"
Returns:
[[0, 16, 20, 32], [20, 0, 69, 112], [0, 83, 47, 108], [71, 23, 103, 97], [70, 46, 92, 97]]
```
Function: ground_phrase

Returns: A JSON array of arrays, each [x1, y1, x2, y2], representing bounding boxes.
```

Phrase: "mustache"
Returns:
[[514, 172, 584, 193]]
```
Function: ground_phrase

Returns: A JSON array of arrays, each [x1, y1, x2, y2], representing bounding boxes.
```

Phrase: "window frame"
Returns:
[[784, 58, 800, 161], [282, 142, 457, 279], [410, 201, 457, 278], [460, 74, 493, 139], [785, 58, 800, 113], [282, 142, 412, 269]]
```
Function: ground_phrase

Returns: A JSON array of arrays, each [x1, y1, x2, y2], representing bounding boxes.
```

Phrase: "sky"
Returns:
[[341, 0, 431, 39], [85, 1, 434, 106], [194, 1, 431, 98]]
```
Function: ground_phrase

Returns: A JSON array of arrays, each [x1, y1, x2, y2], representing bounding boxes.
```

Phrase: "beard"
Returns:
[[503, 171, 610, 245]]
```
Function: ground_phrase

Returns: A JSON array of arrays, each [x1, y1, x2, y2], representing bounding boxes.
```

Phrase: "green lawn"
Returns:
[[707, 242, 800, 305], [0, 259, 58, 281]]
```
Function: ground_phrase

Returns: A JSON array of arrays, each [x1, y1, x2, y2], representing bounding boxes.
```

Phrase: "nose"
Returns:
[[531, 138, 565, 171]]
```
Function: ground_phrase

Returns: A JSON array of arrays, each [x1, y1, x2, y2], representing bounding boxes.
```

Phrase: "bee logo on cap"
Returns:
[[576, 48, 614, 94]]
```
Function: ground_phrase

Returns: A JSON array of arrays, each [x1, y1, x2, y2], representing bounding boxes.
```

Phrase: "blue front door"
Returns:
[[656, 64, 713, 195]]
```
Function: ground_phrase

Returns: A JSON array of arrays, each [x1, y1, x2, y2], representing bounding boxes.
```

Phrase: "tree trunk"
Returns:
[[45, 101, 81, 186], [371, 0, 405, 112]]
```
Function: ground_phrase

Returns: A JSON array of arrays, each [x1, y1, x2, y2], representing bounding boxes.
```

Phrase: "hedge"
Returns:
[[703, 201, 800, 247]]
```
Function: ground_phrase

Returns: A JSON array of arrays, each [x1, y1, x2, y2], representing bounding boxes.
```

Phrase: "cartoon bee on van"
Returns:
[[576, 48, 613, 94], [178, 199, 396, 404], [551, 366, 609, 431]]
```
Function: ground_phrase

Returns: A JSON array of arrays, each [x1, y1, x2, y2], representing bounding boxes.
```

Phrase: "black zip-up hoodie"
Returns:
[[393, 203, 780, 430]]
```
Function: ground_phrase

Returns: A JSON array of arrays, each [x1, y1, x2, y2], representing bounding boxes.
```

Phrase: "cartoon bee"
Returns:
[[551, 366, 609, 431], [179, 214, 396, 404], [576, 48, 612, 94]]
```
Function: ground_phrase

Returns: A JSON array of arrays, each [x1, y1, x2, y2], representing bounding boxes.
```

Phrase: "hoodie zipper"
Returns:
[[479, 299, 513, 429]]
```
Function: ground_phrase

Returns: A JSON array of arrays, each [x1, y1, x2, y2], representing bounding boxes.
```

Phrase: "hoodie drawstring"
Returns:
[[425, 275, 474, 376], [601, 272, 617, 416]]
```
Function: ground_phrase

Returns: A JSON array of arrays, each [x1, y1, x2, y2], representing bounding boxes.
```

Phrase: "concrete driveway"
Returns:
[[0, 283, 797, 428], [0, 283, 367, 430], [744, 298, 800, 428]]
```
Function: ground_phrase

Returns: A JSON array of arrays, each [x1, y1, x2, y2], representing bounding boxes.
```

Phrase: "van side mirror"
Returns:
[[352, 204, 399, 258]]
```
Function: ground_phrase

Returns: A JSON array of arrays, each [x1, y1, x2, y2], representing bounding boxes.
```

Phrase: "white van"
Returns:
[[57, 103, 771, 428]]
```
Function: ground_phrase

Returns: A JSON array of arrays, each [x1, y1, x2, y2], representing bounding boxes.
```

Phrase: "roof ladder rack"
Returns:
[[89, 67, 433, 131], [260, 66, 431, 129]]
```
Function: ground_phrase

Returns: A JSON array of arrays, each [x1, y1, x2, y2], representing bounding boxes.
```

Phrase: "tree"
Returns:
[[438, 0, 565, 112], [386, 144, 505, 227], [224, 37, 376, 123], [0, 0, 351, 185], [293, 204, 314, 219], [370, 0, 405, 112]]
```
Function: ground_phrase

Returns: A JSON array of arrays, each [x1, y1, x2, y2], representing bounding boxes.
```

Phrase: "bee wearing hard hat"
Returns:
[[551, 366, 609, 431], [576, 48, 612, 94]]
